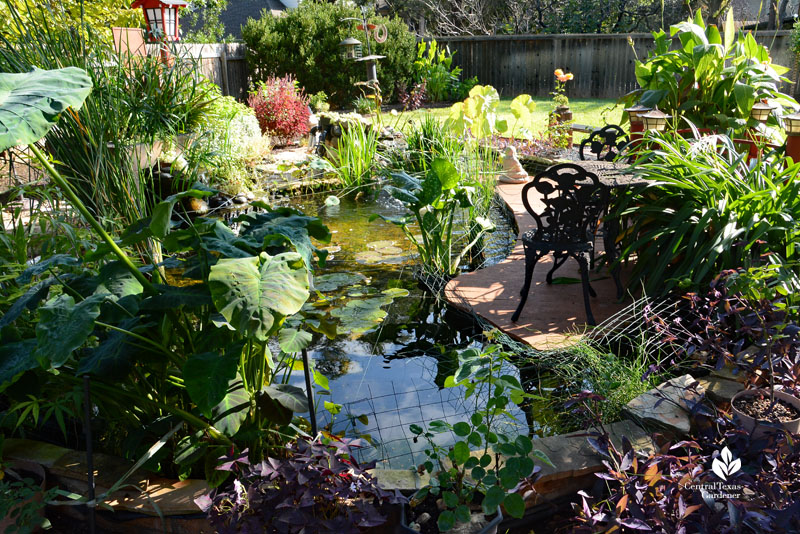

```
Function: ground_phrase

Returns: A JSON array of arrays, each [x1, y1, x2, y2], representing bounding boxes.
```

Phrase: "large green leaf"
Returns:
[[208, 252, 310, 341], [150, 183, 215, 238], [733, 83, 755, 117], [509, 94, 536, 121], [261, 384, 309, 413], [0, 340, 38, 393], [237, 206, 331, 269], [0, 277, 61, 329], [0, 67, 92, 151], [183, 352, 240, 418], [95, 261, 143, 300], [77, 317, 140, 379], [35, 294, 104, 368], [431, 158, 460, 190], [278, 328, 313, 353], [211, 374, 250, 437]]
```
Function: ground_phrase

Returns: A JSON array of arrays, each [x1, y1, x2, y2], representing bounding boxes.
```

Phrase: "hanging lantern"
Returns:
[[784, 112, 800, 162], [131, 0, 187, 43], [339, 37, 363, 60]]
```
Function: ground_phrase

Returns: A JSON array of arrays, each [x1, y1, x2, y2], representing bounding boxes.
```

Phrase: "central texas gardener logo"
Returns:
[[711, 447, 741, 481]]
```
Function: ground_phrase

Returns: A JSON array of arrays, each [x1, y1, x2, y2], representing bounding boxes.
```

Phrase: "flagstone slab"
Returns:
[[622, 374, 705, 436]]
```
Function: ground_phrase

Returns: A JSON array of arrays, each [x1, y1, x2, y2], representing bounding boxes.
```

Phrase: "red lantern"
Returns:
[[131, 0, 187, 43]]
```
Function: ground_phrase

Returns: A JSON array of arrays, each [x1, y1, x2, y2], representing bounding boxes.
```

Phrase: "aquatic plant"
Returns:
[[375, 158, 495, 279], [328, 121, 379, 189], [409, 345, 550, 531]]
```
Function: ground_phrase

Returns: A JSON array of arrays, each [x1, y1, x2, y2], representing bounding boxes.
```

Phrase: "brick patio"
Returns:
[[444, 181, 633, 349]]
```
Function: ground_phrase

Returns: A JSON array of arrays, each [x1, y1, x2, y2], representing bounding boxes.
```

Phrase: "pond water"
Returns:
[[277, 189, 539, 469]]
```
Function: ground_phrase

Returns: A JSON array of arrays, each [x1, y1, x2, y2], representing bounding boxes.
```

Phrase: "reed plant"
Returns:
[[329, 121, 379, 190], [0, 0, 213, 235]]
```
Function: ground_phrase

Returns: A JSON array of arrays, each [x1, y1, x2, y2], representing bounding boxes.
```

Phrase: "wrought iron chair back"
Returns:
[[520, 163, 608, 246], [579, 125, 629, 161]]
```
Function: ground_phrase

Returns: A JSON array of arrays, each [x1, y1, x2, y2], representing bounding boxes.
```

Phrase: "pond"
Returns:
[[276, 189, 553, 469]]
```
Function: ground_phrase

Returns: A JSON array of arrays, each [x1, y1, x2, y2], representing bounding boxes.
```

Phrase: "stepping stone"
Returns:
[[622, 374, 705, 436], [527, 419, 654, 505], [698, 376, 743, 404]]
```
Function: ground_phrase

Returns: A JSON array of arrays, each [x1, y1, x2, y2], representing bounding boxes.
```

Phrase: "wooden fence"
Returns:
[[435, 31, 799, 99], [167, 32, 799, 102], [171, 43, 250, 100]]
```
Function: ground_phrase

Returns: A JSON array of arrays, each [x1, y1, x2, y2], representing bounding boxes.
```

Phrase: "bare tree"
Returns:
[[418, 0, 503, 35]]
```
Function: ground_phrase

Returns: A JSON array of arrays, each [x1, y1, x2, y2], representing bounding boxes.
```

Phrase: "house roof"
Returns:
[[220, 0, 288, 39]]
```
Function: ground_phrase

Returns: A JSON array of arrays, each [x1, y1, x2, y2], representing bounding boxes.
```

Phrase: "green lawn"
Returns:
[[385, 97, 623, 141]]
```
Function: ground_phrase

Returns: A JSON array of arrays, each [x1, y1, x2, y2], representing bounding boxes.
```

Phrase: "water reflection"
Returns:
[[283, 190, 523, 468]]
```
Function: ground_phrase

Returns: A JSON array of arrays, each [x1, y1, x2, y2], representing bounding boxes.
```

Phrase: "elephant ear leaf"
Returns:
[[35, 294, 105, 368], [0, 67, 92, 151], [208, 252, 310, 341], [0, 340, 39, 394]]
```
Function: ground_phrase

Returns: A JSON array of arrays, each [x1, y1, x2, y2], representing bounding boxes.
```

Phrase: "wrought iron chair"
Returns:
[[511, 163, 609, 326], [579, 125, 629, 161]]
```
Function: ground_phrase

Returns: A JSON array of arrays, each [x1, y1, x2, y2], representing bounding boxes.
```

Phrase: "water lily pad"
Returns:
[[331, 299, 389, 335], [355, 250, 384, 264], [313, 272, 367, 292], [381, 288, 410, 298], [367, 240, 397, 251], [346, 285, 378, 297]]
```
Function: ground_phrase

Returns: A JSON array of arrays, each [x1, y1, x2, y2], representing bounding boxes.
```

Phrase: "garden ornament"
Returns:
[[499, 146, 530, 184]]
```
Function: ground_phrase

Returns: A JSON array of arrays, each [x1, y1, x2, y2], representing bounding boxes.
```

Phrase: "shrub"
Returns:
[[189, 88, 267, 193], [197, 439, 405, 534], [248, 75, 310, 145], [308, 90, 330, 112], [242, 2, 415, 106], [568, 392, 800, 533]]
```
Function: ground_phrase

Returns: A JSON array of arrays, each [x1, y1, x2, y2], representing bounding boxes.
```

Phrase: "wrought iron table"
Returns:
[[573, 160, 649, 299]]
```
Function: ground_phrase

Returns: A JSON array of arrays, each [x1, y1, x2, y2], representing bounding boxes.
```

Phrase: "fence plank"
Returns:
[[161, 33, 798, 103], [438, 31, 798, 99]]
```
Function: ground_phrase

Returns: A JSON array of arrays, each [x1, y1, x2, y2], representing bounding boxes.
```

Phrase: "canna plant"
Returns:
[[622, 8, 797, 139]]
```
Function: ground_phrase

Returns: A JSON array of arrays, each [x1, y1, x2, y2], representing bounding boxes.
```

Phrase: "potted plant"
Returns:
[[720, 268, 800, 436], [650, 267, 800, 436], [548, 69, 574, 148], [402, 344, 551, 533], [195, 437, 406, 533], [0, 453, 57, 534]]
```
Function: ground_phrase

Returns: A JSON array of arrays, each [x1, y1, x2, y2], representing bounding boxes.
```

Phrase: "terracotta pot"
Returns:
[[731, 389, 800, 437], [555, 105, 573, 123], [0, 460, 47, 533], [399, 504, 503, 534]]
